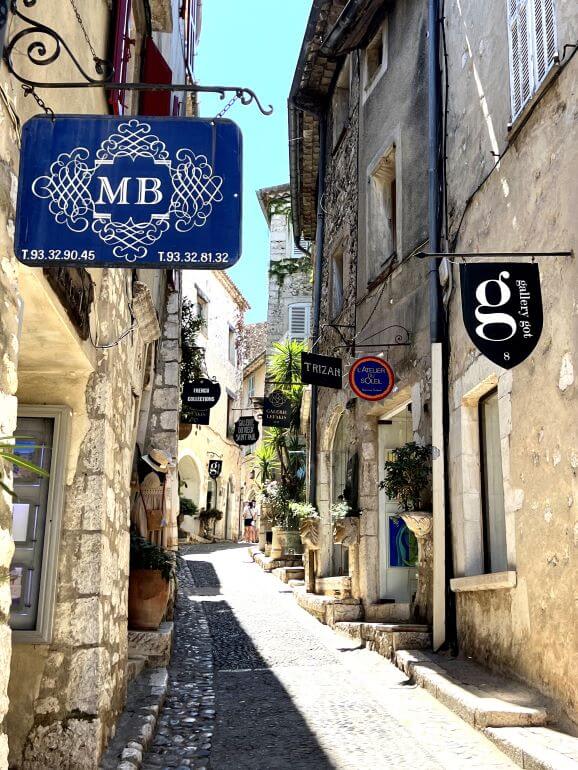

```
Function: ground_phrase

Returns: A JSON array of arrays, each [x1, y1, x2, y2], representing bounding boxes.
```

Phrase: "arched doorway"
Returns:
[[178, 455, 201, 509], [330, 411, 354, 576], [224, 476, 235, 540]]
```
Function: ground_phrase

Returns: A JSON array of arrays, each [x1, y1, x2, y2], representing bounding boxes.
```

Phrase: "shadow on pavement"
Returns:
[[185, 560, 335, 770]]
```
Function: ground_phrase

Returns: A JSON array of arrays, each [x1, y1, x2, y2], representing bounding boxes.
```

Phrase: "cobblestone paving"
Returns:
[[143, 543, 518, 769]]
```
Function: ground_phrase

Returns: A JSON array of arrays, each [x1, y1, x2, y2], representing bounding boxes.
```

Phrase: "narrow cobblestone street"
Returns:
[[140, 543, 518, 769]]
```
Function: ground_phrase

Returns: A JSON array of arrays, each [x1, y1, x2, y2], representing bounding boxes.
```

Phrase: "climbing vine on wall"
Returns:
[[181, 297, 205, 384], [269, 255, 313, 287]]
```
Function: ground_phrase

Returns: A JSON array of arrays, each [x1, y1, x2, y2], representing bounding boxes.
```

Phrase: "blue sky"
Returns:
[[197, 0, 311, 323]]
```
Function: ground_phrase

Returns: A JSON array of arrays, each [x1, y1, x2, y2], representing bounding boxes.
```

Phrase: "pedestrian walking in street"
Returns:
[[242, 501, 254, 542]]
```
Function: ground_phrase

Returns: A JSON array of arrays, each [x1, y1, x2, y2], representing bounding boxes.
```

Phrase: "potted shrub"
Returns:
[[198, 507, 223, 539], [379, 441, 433, 623], [128, 534, 176, 631], [331, 501, 360, 546], [259, 481, 303, 559], [178, 496, 198, 538]]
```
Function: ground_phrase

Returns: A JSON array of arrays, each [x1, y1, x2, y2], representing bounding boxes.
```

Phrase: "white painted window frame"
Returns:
[[12, 404, 71, 644], [362, 18, 389, 103]]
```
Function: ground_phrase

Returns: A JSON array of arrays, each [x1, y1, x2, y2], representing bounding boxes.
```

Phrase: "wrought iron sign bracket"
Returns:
[[416, 251, 573, 260], [3, 0, 273, 115], [332, 325, 411, 357]]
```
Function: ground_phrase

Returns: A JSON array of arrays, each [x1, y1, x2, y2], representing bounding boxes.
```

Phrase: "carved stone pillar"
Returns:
[[401, 512, 433, 624], [300, 518, 320, 593], [333, 517, 361, 599]]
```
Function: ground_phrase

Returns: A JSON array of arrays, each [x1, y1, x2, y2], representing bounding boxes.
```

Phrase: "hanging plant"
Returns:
[[378, 442, 433, 512]]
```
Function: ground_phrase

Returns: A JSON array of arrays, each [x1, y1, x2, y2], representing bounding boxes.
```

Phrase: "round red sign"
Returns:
[[349, 356, 395, 401]]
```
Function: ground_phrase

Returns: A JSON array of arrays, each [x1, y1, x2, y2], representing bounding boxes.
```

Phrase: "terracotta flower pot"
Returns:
[[128, 569, 170, 631]]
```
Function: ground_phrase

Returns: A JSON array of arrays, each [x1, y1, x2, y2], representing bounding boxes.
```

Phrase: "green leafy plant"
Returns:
[[252, 443, 279, 484], [289, 501, 318, 520], [0, 435, 50, 497], [179, 497, 198, 517], [198, 507, 223, 522], [379, 442, 433, 512], [130, 533, 176, 582], [329, 500, 352, 520]]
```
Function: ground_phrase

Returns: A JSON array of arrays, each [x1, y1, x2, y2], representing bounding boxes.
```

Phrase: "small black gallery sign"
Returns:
[[301, 352, 343, 389], [208, 460, 222, 479], [185, 408, 210, 425], [460, 262, 543, 369], [182, 378, 221, 409], [233, 417, 260, 446], [262, 390, 292, 428]]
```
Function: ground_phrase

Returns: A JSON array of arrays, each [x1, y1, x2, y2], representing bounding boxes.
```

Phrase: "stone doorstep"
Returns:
[[292, 585, 362, 625], [333, 621, 431, 661], [127, 655, 147, 683], [485, 726, 578, 770], [272, 566, 305, 583], [99, 667, 169, 770], [252, 550, 303, 572], [395, 650, 549, 731], [128, 622, 174, 669]]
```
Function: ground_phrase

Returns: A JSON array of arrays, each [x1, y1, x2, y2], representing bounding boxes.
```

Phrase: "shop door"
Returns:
[[377, 406, 418, 602]]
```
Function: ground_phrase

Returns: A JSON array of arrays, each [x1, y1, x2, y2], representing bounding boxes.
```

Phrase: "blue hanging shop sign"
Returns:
[[15, 115, 242, 269], [349, 356, 395, 401]]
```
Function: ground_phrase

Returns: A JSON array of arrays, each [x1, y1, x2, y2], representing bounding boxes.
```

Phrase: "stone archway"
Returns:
[[178, 454, 201, 508]]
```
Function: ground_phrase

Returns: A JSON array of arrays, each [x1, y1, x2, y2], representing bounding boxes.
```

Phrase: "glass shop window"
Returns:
[[479, 390, 507, 573], [9, 407, 69, 642]]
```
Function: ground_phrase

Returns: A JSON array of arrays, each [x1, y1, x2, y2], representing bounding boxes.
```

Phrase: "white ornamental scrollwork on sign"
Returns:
[[30, 119, 224, 262]]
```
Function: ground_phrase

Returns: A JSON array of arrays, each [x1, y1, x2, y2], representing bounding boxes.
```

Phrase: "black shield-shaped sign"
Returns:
[[460, 263, 543, 369], [301, 352, 343, 389], [262, 390, 292, 428], [182, 378, 221, 409], [208, 460, 222, 479], [233, 417, 260, 446], [184, 407, 210, 425]]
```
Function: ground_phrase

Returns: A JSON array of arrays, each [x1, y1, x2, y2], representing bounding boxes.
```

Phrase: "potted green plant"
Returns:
[[379, 441, 433, 623], [290, 501, 320, 551], [178, 496, 198, 538], [128, 534, 176, 631]]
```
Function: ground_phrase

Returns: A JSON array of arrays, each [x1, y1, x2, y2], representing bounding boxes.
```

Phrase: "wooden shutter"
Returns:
[[289, 304, 310, 341], [507, 0, 533, 119], [532, 0, 557, 85], [140, 37, 173, 116], [109, 0, 132, 115]]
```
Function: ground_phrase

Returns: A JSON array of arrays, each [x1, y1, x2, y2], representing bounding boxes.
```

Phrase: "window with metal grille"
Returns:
[[183, 0, 201, 77], [507, 0, 558, 121], [247, 375, 255, 405], [288, 303, 310, 341]]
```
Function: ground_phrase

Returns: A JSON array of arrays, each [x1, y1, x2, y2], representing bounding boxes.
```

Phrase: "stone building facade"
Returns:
[[0, 1, 198, 766], [178, 272, 249, 542], [290, 0, 577, 728], [290, 0, 434, 621], [257, 185, 312, 356], [443, 0, 578, 727]]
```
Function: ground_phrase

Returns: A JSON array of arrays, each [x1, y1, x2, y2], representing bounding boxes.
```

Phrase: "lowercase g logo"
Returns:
[[460, 262, 543, 369]]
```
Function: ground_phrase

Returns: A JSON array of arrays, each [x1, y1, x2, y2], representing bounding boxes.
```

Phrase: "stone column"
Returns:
[[401, 513, 433, 624]]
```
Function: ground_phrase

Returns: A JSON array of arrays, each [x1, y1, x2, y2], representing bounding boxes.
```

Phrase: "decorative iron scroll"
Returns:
[[3, 0, 273, 115]]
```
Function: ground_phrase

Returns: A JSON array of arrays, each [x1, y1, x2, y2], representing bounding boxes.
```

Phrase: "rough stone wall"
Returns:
[[314, 1, 432, 603], [266, 211, 312, 356], [444, 1, 578, 725], [145, 280, 181, 459]]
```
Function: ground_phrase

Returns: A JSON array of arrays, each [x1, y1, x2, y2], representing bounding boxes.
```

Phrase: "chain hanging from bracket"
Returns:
[[67, 0, 109, 75], [21, 83, 54, 118]]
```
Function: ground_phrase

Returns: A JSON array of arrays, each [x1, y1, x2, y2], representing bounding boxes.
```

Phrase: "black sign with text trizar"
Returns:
[[301, 352, 343, 389], [262, 390, 292, 428], [208, 460, 222, 479], [182, 378, 221, 409], [460, 262, 543, 369], [233, 416, 260, 446]]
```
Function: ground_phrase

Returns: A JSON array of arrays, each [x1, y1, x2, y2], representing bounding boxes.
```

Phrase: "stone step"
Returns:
[[395, 650, 549, 729], [128, 622, 174, 669], [334, 621, 431, 660], [292, 585, 362, 625], [365, 601, 411, 623], [486, 726, 578, 770], [272, 566, 305, 583], [126, 654, 147, 683]]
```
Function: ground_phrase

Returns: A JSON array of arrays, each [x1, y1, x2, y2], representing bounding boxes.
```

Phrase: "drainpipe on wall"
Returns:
[[308, 112, 327, 503], [427, 0, 447, 651]]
